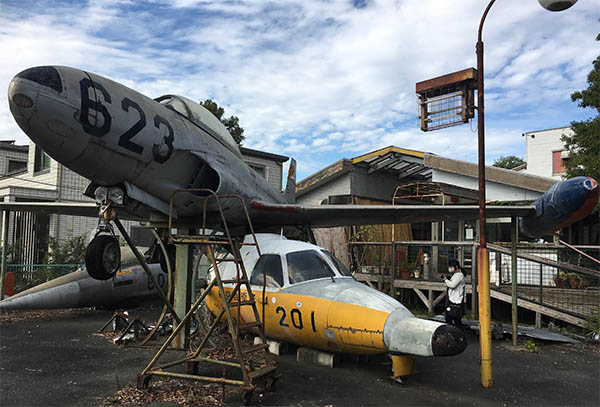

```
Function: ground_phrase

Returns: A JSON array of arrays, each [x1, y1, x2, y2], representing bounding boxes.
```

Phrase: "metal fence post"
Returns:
[[471, 243, 478, 319], [539, 263, 543, 304], [0, 210, 9, 301], [511, 217, 518, 347]]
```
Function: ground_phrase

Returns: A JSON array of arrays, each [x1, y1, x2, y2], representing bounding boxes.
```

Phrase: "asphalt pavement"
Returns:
[[0, 308, 598, 406]]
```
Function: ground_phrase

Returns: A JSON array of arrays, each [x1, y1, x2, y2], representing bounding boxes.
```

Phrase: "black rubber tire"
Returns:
[[85, 235, 121, 280], [159, 243, 176, 274]]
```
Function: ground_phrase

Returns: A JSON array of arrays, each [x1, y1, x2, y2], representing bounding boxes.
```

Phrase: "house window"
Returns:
[[552, 151, 566, 175], [7, 160, 27, 174], [248, 163, 266, 179], [34, 146, 51, 173]]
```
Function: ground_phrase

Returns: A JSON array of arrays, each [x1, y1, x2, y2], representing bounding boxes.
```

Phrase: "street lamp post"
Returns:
[[474, 0, 578, 389]]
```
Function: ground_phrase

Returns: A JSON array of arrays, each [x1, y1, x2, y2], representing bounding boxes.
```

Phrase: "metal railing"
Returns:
[[489, 244, 599, 319], [350, 241, 599, 319]]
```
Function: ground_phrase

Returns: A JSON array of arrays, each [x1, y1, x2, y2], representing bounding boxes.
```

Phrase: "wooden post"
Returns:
[[432, 222, 439, 279], [173, 229, 193, 349]]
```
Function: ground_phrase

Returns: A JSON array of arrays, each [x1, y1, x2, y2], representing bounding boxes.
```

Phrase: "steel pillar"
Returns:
[[511, 217, 518, 346], [477, 248, 492, 388], [0, 210, 8, 300]]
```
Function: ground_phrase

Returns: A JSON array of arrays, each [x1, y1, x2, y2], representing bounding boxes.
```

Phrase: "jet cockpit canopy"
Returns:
[[155, 94, 240, 156]]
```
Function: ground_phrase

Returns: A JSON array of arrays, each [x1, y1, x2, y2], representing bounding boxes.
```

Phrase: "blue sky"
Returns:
[[0, 0, 598, 180]]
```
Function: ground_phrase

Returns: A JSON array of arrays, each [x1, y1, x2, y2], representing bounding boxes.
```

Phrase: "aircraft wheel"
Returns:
[[85, 235, 121, 280], [159, 243, 176, 273]]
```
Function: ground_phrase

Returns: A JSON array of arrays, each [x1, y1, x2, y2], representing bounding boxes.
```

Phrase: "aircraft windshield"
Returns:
[[250, 254, 284, 288], [321, 250, 352, 276], [155, 95, 240, 154], [286, 250, 335, 284]]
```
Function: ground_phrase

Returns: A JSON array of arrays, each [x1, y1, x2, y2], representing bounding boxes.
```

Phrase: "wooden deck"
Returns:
[[353, 273, 590, 327]]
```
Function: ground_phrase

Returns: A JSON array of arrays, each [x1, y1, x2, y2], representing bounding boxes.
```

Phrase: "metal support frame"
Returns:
[[112, 217, 181, 324], [99, 311, 150, 344], [138, 190, 277, 405]]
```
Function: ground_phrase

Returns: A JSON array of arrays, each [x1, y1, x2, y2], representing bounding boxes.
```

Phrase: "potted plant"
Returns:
[[566, 273, 581, 289], [553, 272, 568, 288], [397, 259, 417, 279]]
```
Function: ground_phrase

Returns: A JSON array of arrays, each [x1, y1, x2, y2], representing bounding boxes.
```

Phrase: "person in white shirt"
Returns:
[[443, 259, 466, 330]]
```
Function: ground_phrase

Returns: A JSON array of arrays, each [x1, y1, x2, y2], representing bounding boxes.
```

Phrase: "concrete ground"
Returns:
[[0, 308, 598, 406]]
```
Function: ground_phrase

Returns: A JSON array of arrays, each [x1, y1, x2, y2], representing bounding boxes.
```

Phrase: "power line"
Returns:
[[0, 173, 89, 195]]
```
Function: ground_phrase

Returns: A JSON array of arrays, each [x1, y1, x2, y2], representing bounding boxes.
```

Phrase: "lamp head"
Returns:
[[538, 0, 578, 11]]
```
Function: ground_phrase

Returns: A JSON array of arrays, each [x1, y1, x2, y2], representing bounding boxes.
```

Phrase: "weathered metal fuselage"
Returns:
[[0, 262, 165, 310], [8, 66, 285, 225]]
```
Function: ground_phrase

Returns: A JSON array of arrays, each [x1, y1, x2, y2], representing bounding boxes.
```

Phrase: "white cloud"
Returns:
[[0, 0, 597, 179]]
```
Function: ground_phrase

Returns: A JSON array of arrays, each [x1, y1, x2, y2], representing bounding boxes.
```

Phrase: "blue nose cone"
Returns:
[[521, 176, 599, 237]]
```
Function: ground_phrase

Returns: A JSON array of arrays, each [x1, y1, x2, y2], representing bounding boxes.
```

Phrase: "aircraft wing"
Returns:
[[0, 201, 143, 221], [249, 201, 535, 228]]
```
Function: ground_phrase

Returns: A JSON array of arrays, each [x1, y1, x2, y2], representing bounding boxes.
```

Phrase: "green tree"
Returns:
[[493, 155, 525, 169], [200, 99, 245, 145], [561, 33, 600, 183], [43, 234, 87, 266]]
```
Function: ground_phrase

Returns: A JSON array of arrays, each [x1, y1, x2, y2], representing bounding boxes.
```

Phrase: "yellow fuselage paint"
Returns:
[[206, 286, 390, 355]]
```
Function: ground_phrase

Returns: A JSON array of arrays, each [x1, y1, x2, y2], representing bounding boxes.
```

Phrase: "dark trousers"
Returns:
[[445, 313, 464, 331]]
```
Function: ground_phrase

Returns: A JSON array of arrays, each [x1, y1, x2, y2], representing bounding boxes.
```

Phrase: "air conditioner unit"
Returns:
[[560, 150, 570, 159]]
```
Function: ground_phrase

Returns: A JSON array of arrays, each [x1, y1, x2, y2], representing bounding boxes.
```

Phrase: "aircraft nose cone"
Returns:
[[8, 66, 90, 165], [8, 67, 62, 116], [14, 66, 63, 93], [431, 324, 467, 356]]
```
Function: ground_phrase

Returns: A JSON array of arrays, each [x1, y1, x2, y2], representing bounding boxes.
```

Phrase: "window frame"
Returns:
[[249, 253, 284, 288], [285, 249, 336, 285], [552, 150, 566, 175], [33, 145, 51, 174], [247, 161, 267, 179], [7, 159, 27, 174]]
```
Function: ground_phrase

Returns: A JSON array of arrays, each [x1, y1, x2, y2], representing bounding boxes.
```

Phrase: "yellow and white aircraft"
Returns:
[[206, 233, 466, 378]]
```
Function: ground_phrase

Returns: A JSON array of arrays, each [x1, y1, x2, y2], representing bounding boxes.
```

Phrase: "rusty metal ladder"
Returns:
[[137, 190, 277, 405]]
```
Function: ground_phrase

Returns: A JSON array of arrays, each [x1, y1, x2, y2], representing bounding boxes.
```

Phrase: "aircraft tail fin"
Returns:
[[284, 158, 296, 203]]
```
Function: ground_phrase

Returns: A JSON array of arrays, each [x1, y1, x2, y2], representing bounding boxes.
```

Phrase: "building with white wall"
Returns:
[[522, 126, 572, 180], [0, 141, 28, 177], [240, 147, 288, 192], [521, 125, 598, 244]]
